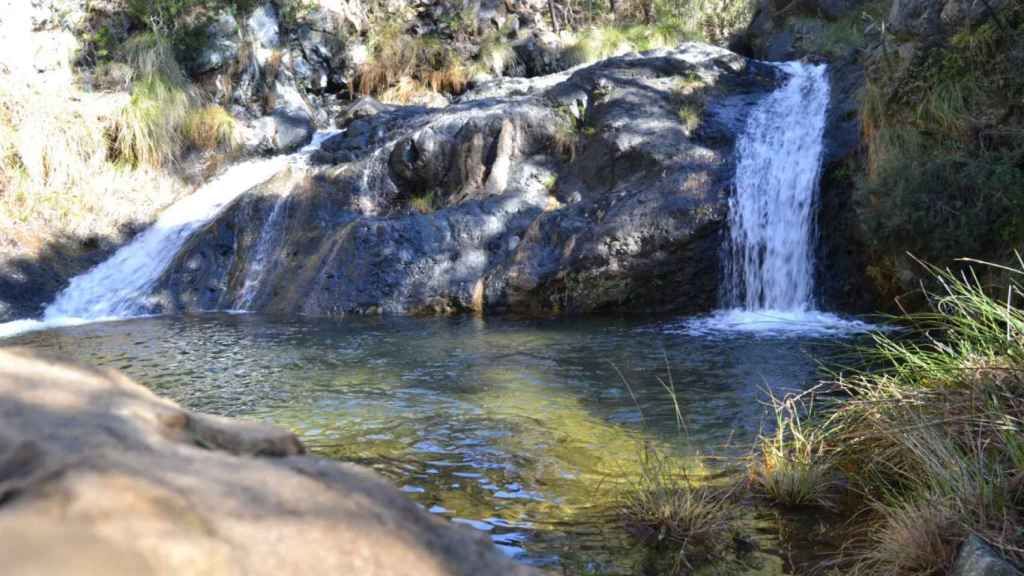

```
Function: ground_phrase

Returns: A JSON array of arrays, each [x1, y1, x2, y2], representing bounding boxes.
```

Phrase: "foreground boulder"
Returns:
[[154, 44, 778, 317], [0, 348, 539, 576]]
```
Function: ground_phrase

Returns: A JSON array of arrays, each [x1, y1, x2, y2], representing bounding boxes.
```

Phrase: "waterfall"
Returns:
[[0, 131, 338, 338], [726, 61, 828, 311], [689, 62, 869, 335]]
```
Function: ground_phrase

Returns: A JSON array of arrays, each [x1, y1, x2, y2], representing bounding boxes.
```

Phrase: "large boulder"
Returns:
[[0, 348, 540, 576], [188, 11, 241, 76], [152, 44, 779, 317]]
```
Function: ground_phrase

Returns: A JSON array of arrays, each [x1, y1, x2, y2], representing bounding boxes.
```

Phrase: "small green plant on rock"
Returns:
[[408, 191, 436, 214], [677, 104, 702, 135]]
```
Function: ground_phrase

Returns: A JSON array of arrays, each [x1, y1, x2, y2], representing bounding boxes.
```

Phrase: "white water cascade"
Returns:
[[0, 131, 339, 338], [726, 61, 828, 312], [690, 62, 870, 336]]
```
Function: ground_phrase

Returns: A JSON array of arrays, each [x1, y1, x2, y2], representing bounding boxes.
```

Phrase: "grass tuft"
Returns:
[[622, 444, 742, 570], [748, 392, 836, 509], [357, 21, 469, 98], [564, 26, 633, 66], [478, 31, 522, 77]]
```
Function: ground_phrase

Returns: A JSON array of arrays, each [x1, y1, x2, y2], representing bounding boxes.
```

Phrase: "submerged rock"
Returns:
[[0, 348, 539, 576], [154, 44, 778, 317]]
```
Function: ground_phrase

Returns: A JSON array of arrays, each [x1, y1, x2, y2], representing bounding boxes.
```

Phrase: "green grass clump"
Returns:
[[752, 260, 1024, 574], [111, 33, 198, 168], [114, 74, 192, 167], [477, 30, 522, 77], [565, 26, 633, 65]]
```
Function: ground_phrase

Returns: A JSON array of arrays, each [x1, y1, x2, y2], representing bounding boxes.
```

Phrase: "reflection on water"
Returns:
[[5, 313, 863, 574]]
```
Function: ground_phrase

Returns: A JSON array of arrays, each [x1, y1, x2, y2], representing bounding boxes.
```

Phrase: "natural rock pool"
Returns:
[[4, 312, 868, 574]]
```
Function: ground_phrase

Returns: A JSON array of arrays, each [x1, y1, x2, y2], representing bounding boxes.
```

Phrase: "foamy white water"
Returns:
[[0, 131, 340, 338], [695, 61, 872, 336], [683, 309, 873, 337]]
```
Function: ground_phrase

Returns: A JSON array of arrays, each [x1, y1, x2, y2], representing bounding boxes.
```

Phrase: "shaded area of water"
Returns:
[[6, 313, 862, 573]]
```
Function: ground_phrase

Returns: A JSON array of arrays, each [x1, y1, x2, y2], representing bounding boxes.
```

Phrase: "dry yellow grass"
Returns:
[[0, 36, 187, 252], [357, 20, 470, 98], [184, 105, 240, 152]]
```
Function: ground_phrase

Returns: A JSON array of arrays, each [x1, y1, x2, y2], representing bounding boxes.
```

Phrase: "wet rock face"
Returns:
[[0, 348, 540, 576], [156, 44, 778, 317]]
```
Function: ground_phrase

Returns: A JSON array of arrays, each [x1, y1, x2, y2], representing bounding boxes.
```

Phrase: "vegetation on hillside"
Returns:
[[352, 0, 755, 104], [857, 2, 1024, 299], [557, 0, 754, 66]]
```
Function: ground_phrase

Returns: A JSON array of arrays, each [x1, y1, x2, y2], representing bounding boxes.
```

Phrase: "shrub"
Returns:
[[857, 4, 1024, 293], [125, 0, 259, 33]]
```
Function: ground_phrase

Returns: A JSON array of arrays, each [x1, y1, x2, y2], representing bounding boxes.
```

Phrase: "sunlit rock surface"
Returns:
[[155, 44, 778, 317], [0, 348, 540, 576]]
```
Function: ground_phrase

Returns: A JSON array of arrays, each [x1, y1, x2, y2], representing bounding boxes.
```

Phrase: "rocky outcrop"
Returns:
[[0, 347, 539, 576], [151, 44, 778, 317], [888, 0, 1011, 40]]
